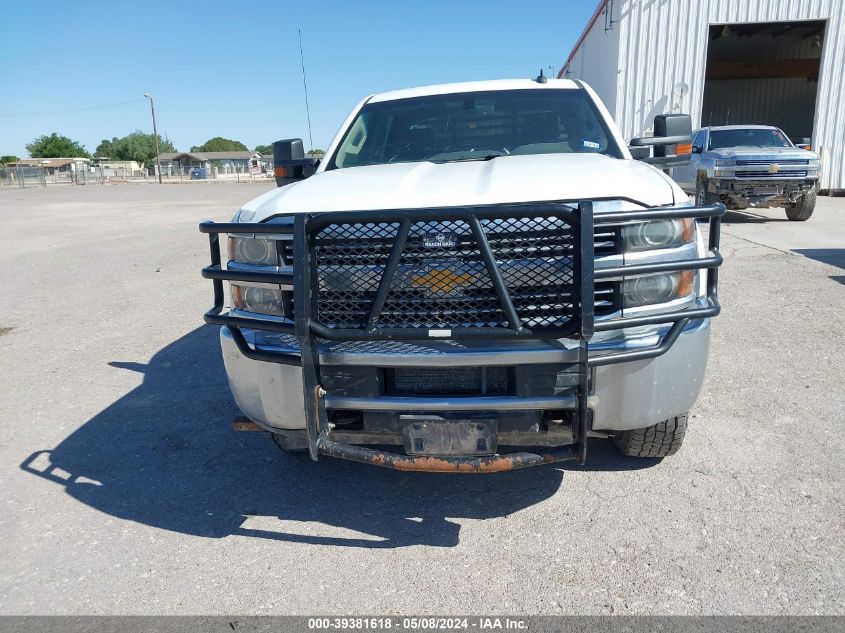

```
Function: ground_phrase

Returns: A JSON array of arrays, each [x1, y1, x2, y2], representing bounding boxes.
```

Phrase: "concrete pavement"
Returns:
[[0, 183, 842, 615]]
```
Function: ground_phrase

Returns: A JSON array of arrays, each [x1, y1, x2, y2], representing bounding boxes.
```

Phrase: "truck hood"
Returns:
[[708, 146, 819, 161], [241, 153, 677, 221]]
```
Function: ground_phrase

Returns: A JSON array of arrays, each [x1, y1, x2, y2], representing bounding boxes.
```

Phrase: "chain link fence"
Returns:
[[155, 161, 274, 182], [1, 163, 275, 188], [0, 166, 47, 188], [0, 166, 105, 187]]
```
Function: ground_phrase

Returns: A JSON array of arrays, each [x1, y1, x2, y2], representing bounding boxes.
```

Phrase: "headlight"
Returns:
[[623, 271, 693, 308], [231, 284, 285, 316], [228, 236, 278, 266], [714, 159, 734, 178], [623, 219, 693, 251]]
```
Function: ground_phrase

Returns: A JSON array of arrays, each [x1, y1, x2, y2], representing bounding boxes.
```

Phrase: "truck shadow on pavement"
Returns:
[[720, 209, 789, 224], [793, 248, 845, 285], [793, 248, 845, 269], [21, 325, 658, 549]]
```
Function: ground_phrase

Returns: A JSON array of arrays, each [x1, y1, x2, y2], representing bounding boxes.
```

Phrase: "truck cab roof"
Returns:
[[699, 125, 783, 132], [367, 78, 581, 104]]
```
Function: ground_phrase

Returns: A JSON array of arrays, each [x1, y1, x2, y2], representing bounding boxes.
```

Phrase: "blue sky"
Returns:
[[0, 1, 595, 157]]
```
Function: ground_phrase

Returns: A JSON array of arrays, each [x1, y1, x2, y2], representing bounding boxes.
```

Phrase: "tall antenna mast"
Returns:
[[298, 28, 314, 152]]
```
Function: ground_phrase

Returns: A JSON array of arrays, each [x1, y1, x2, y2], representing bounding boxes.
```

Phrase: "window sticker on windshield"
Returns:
[[583, 140, 600, 149]]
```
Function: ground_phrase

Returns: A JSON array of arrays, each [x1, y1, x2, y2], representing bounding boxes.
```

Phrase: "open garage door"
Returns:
[[702, 21, 825, 147]]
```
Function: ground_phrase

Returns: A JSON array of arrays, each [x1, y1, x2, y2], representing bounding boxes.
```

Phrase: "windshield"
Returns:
[[327, 89, 622, 170], [709, 128, 793, 150]]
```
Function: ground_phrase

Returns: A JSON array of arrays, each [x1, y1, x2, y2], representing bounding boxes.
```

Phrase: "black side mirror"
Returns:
[[629, 113, 693, 167], [273, 138, 319, 187], [692, 145, 703, 154], [652, 114, 692, 157]]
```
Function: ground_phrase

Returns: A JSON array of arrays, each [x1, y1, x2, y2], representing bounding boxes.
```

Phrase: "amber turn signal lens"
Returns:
[[681, 218, 694, 241], [678, 269, 694, 298], [231, 284, 244, 309], [675, 142, 692, 155], [274, 166, 290, 178]]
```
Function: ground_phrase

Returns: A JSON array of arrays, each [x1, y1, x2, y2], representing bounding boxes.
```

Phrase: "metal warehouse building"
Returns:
[[559, 0, 845, 191]]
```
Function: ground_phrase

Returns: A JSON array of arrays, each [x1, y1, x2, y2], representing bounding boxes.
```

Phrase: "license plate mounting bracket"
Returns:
[[401, 414, 498, 456]]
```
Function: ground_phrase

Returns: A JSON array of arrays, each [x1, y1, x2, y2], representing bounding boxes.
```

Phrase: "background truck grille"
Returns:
[[736, 159, 809, 166], [313, 215, 596, 331], [735, 170, 807, 178]]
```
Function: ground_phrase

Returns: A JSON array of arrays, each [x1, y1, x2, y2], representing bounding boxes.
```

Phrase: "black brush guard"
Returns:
[[200, 201, 724, 472]]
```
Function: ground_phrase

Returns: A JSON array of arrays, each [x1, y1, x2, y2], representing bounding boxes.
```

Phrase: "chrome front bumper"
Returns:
[[220, 317, 711, 433]]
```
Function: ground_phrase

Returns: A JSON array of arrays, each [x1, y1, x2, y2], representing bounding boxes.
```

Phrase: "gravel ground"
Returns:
[[0, 182, 842, 615]]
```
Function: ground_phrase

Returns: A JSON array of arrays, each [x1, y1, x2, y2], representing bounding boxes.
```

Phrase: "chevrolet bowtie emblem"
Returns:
[[768, 163, 780, 173], [412, 268, 474, 293]]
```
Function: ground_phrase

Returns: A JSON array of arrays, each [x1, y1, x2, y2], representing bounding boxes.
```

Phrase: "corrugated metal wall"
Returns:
[[565, 0, 845, 189]]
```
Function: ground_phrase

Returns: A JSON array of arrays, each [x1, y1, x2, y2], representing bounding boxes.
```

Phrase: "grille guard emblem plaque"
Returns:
[[422, 232, 459, 248]]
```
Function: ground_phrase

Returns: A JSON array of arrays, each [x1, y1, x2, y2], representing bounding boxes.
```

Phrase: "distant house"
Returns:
[[5, 157, 90, 174], [154, 151, 267, 175], [92, 157, 144, 176]]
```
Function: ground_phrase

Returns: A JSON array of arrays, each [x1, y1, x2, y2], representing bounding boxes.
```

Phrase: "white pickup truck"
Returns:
[[671, 125, 821, 221], [200, 78, 724, 472]]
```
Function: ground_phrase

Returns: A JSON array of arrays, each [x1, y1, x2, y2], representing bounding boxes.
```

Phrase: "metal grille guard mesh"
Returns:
[[200, 200, 724, 470]]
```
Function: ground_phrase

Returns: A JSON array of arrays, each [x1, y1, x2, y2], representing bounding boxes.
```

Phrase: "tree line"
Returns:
[[5, 133, 324, 166]]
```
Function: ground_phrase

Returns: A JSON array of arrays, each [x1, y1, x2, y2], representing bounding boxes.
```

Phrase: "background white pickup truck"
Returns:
[[672, 124, 821, 221]]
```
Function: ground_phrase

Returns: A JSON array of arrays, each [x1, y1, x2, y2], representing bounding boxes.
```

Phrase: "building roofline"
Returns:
[[156, 151, 262, 161], [557, 0, 609, 78], [6, 157, 90, 166]]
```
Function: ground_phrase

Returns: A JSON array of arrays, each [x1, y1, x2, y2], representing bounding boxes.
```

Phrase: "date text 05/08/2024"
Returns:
[[307, 617, 528, 630]]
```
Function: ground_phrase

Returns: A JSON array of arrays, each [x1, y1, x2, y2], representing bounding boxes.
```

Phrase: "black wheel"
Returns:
[[695, 179, 711, 206], [613, 414, 688, 458], [786, 188, 816, 221]]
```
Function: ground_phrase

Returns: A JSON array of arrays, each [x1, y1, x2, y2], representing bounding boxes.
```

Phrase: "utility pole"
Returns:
[[144, 93, 163, 184]]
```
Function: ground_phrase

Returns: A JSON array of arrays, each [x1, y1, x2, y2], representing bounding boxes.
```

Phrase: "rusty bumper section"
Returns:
[[317, 438, 578, 473]]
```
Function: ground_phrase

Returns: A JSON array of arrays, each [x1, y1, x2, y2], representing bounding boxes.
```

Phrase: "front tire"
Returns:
[[695, 179, 712, 206], [613, 414, 688, 458], [786, 188, 816, 221]]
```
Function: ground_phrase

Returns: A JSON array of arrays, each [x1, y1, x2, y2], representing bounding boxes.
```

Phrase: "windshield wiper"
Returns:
[[429, 152, 504, 164]]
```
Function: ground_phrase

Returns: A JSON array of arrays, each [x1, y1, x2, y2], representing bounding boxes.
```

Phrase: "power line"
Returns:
[[298, 28, 314, 151], [0, 98, 146, 118]]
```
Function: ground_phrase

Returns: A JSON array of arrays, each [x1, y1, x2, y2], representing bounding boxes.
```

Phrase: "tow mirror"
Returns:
[[692, 145, 703, 154], [629, 146, 650, 160], [629, 114, 693, 168], [273, 138, 319, 187]]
